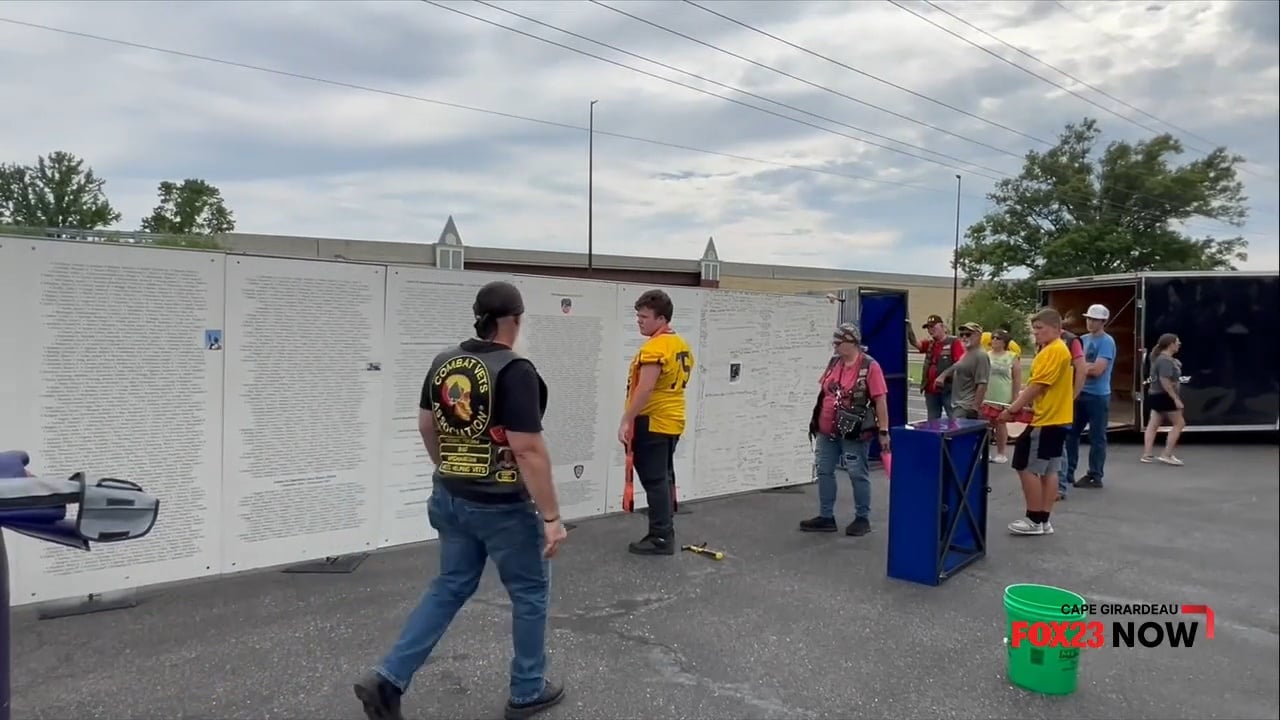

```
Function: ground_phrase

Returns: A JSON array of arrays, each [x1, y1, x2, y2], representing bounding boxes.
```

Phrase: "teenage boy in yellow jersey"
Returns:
[[618, 289, 694, 556], [998, 308, 1074, 537]]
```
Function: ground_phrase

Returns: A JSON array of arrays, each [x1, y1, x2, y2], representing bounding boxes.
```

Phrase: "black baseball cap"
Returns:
[[473, 281, 524, 321]]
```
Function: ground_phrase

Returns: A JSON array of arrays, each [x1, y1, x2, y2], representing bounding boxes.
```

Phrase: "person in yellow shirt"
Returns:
[[998, 308, 1073, 537], [981, 329, 1021, 357], [618, 289, 694, 556]]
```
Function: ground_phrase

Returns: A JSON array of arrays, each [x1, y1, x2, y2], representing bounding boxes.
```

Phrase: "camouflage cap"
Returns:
[[833, 322, 861, 344]]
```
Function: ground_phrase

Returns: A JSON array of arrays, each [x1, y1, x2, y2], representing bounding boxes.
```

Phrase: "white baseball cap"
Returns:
[[1083, 304, 1110, 321]]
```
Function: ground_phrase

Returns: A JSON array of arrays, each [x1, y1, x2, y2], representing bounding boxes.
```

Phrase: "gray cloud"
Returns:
[[0, 0, 1275, 273]]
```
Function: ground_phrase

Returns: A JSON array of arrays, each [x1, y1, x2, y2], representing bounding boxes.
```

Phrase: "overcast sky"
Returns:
[[1, 0, 1277, 276]]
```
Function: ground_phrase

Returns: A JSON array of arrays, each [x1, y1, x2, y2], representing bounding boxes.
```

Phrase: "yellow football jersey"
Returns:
[[626, 330, 694, 436]]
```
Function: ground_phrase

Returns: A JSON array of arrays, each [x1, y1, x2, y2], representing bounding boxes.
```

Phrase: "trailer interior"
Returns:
[[1041, 281, 1140, 430]]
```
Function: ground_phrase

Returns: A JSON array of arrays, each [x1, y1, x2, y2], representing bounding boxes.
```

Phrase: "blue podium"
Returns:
[[886, 419, 990, 586], [0, 450, 160, 720]]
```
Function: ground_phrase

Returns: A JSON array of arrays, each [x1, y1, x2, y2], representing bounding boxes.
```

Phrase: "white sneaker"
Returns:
[[1043, 521, 1054, 534], [1008, 518, 1045, 535], [992, 454, 1008, 464], [1158, 455, 1184, 466], [1140, 455, 1155, 463]]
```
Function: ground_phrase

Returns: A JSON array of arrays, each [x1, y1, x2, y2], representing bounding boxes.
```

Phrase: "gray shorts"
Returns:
[[953, 406, 981, 420], [1012, 425, 1068, 476]]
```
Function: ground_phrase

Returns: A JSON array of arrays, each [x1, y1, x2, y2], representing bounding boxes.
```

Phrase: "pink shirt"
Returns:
[[1068, 338, 1084, 361], [817, 355, 888, 436]]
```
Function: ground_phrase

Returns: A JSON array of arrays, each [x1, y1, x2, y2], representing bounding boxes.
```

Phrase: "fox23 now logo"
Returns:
[[1011, 605, 1215, 649]]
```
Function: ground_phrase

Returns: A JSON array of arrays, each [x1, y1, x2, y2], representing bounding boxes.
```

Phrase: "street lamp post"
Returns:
[[952, 173, 962, 328], [588, 99, 597, 275]]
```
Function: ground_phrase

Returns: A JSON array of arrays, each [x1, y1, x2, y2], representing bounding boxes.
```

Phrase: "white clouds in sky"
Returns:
[[0, 0, 1276, 273]]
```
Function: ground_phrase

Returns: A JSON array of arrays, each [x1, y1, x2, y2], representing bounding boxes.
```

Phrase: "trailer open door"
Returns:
[[1038, 275, 1143, 431], [843, 288, 909, 461]]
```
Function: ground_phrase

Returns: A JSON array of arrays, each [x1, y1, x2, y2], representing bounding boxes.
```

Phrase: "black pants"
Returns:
[[632, 415, 679, 538]]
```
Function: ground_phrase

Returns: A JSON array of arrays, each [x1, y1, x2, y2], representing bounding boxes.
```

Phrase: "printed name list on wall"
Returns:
[[220, 256, 387, 574], [0, 239, 227, 604], [0, 237, 836, 606]]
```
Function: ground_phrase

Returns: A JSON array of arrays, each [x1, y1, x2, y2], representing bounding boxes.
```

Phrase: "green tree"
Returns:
[[0, 151, 121, 230], [140, 178, 235, 239], [957, 282, 1032, 351], [956, 118, 1250, 305]]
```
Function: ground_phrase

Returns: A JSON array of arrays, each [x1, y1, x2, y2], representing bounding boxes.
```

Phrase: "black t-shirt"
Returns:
[[418, 339, 547, 433]]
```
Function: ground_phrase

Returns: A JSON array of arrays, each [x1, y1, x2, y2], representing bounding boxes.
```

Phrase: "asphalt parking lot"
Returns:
[[10, 434, 1278, 720]]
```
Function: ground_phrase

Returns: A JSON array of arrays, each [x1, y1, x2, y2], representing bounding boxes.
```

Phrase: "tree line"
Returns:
[[953, 117, 1254, 349], [0, 150, 236, 249]]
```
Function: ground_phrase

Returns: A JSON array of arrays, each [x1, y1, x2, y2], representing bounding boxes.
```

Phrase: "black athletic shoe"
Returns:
[[1073, 474, 1103, 488], [628, 534, 675, 555], [799, 515, 838, 532], [505, 679, 566, 720], [845, 517, 871, 536], [353, 671, 404, 720]]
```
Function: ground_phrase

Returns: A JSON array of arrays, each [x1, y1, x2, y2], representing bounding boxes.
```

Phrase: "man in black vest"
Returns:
[[355, 281, 568, 720], [906, 314, 966, 420]]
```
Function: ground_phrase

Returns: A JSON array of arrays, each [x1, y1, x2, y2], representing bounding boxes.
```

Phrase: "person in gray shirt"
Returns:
[[936, 322, 990, 419], [1142, 332, 1186, 465]]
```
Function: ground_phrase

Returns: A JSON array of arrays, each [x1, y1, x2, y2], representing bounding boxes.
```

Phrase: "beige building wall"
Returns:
[[718, 275, 972, 329]]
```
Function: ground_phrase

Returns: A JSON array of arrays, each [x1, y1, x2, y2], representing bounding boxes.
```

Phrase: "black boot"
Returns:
[[799, 515, 837, 532], [505, 679, 566, 720], [353, 670, 404, 720], [628, 533, 675, 555]]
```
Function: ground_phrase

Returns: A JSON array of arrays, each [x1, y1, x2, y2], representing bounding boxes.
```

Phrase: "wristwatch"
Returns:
[[878, 430, 889, 436], [543, 515, 560, 524]]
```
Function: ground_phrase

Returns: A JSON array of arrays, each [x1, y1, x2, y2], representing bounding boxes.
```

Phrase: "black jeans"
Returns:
[[632, 415, 679, 538]]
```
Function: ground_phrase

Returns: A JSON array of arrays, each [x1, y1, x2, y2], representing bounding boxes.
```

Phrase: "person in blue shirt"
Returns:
[[1064, 304, 1116, 491]]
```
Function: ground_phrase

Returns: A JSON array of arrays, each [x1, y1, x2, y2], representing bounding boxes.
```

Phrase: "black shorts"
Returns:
[[632, 415, 678, 489], [1148, 393, 1179, 414], [1011, 424, 1068, 476]]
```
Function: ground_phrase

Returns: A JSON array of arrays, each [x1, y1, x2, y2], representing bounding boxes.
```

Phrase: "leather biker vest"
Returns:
[[830, 354, 878, 437], [426, 345, 523, 495]]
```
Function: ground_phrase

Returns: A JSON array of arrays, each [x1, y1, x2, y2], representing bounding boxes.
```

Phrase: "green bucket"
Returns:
[[1003, 583, 1089, 696]]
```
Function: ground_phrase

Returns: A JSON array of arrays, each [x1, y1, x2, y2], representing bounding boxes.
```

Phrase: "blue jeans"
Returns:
[[1062, 393, 1110, 491], [924, 388, 953, 420], [376, 484, 550, 704], [815, 434, 871, 520]]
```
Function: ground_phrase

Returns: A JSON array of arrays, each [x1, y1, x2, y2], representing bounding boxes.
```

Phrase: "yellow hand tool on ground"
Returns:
[[681, 542, 725, 560]]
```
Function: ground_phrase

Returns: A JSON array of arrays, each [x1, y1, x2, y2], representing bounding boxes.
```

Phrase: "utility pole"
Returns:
[[588, 99, 597, 275], [952, 173, 962, 328]]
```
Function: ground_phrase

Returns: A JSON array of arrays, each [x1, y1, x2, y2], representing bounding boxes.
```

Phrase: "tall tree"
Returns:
[[140, 178, 236, 236], [956, 118, 1250, 299], [0, 151, 122, 230]]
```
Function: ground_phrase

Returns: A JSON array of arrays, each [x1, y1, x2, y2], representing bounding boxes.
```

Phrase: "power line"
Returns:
[[582, 1, 1268, 227], [1, 14, 1261, 238], [886, 0, 1172, 138], [586, 0, 1033, 165], [0, 15, 973, 198], [474, 0, 1025, 168], [925, 1, 1222, 155], [921, 1, 1277, 186], [424, 1, 1008, 180], [680, 0, 1052, 147]]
